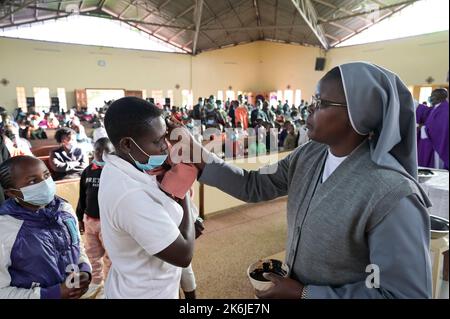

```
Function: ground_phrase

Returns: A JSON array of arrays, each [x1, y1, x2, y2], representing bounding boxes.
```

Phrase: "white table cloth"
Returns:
[[420, 169, 449, 220]]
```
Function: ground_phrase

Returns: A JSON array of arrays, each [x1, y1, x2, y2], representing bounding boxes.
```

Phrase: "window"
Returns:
[[295, 89, 302, 106], [277, 90, 283, 103], [217, 90, 224, 102], [151, 90, 164, 107], [226, 90, 235, 101], [181, 90, 194, 108], [142, 89, 147, 99], [33, 87, 50, 112], [284, 90, 293, 106], [419, 87, 433, 104], [57, 88, 67, 110], [269, 92, 277, 107], [16, 87, 26, 109], [86, 89, 125, 113], [167, 90, 174, 105]]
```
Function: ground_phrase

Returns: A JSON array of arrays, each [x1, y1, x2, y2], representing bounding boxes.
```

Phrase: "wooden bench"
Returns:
[[55, 178, 81, 211], [31, 145, 59, 157]]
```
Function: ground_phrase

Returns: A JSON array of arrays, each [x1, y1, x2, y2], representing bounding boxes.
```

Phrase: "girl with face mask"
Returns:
[[49, 127, 87, 180], [0, 156, 92, 299]]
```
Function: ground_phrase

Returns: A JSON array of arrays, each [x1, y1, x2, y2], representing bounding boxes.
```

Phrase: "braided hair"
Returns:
[[0, 157, 16, 190], [0, 156, 39, 190]]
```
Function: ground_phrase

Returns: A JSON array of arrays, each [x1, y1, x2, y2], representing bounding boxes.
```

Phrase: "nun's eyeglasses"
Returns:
[[308, 96, 347, 113]]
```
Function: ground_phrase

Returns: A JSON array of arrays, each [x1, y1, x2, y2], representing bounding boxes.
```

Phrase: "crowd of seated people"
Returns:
[[0, 94, 308, 181], [164, 94, 310, 158], [0, 106, 105, 180]]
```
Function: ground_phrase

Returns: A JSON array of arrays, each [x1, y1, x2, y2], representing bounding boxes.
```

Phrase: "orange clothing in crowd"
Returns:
[[234, 106, 249, 129]]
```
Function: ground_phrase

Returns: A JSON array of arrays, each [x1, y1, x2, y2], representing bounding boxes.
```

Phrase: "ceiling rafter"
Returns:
[[320, 0, 419, 24], [253, 0, 263, 39], [225, 0, 254, 42], [290, 0, 329, 49], [168, 0, 248, 43], [330, 2, 415, 47], [273, 0, 278, 40], [312, 0, 372, 24], [192, 0, 203, 55], [152, 3, 195, 36]]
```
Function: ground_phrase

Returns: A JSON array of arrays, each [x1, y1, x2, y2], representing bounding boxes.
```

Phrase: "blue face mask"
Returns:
[[14, 177, 56, 207], [128, 138, 168, 171], [92, 159, 105, 166]]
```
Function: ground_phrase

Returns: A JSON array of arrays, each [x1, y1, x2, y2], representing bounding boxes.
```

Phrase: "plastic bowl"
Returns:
[[247, 259, 289, 292], [430, 215, 449, 239]]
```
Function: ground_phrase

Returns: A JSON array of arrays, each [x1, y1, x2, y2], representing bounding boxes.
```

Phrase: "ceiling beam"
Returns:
[[312, 0, 372, 24], [287, 7, 298, 42], [120, 19, 190, 53], [0, 0, 36, 22], [290, 0, 329, 49], [85, 11, 193, 30], [169, 0, 247, 42], [201, 0, 247, 27], [0, 13, 71, 29], [226, 0, 254, 42], [192, 0, 203, 55], [203, 24, 316, 32], [118, 0, 138, 19], [8, 3, 97, 15], [330, 2, 414, 47], [203, 0, 235, 44], [136, 0, 172, 24], [253, 0, 263, 39], [152, 3, 195, 36], [273, 0, 278, 40], [319, 0, 419, 24]]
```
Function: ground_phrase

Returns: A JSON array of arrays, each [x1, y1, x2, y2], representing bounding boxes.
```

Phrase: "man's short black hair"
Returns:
[[55, 127, 75, 143], [94, 137, 114, 154], [104, 97, 162, 146], [432, 88, 448, 101]]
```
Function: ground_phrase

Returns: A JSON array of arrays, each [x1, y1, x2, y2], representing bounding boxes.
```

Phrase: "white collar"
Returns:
[[103, 153, 158, 187]]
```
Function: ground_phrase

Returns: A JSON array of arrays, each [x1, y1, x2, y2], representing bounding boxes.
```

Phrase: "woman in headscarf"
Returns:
[[175, 62, 432, 298]]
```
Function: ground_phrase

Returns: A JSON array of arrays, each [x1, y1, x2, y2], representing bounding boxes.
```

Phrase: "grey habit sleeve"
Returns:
[[306, 194, 432, 299], [198, 151, 292, 203]]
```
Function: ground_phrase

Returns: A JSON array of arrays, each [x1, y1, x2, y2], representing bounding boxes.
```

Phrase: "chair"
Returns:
[[431, 235, 449, 298]]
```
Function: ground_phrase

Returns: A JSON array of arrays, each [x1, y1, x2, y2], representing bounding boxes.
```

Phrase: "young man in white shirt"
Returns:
[[99, 97, 195, 299]]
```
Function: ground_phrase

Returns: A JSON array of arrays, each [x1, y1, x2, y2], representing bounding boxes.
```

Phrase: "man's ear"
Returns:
[[118, 137, 132, 155]]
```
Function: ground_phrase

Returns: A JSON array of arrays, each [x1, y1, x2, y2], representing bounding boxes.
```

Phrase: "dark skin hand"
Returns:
[[78, 220, 85, 235], [194, 219, 205, 239], [183, 290, 196, 299], [115, 116, 195, 268], [255, 273, 304, 299], [60, 272, 91, 299], [166, 73, 370, 298]]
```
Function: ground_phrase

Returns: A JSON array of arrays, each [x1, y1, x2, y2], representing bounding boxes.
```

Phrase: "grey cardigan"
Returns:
[[199, 140, 432, 298]]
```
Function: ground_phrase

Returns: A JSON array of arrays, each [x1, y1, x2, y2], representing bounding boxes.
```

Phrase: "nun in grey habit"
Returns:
[[188, 62, 432, 298]]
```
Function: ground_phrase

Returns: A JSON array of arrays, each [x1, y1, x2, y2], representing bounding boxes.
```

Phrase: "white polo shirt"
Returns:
[[99, 153, 183, 299]]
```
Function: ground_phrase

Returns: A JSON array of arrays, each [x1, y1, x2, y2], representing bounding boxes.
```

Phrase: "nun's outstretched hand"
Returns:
[[255, 273, 305, 299]]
